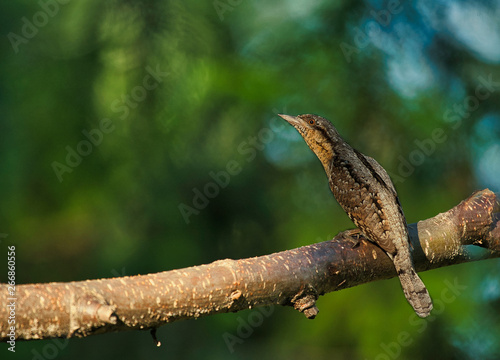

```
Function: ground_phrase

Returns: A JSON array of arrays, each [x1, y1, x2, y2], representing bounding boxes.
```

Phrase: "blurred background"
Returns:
[[2, 0, 500, 359]]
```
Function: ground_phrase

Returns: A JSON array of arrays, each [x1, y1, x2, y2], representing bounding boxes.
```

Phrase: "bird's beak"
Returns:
[[278, 114, 302, 127]]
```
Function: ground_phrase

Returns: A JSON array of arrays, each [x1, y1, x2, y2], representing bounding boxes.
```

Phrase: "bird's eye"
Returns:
[[309, 119, 315, 125]]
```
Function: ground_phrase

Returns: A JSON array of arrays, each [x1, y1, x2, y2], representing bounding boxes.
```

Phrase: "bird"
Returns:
[[279, 113, 433, 318]]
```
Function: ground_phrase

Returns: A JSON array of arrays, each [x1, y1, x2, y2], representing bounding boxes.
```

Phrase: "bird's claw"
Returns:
[[342, 229, 363, 248]]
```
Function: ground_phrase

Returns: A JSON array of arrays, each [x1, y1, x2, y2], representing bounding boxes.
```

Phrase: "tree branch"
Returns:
[[1, 189, 499, 342]]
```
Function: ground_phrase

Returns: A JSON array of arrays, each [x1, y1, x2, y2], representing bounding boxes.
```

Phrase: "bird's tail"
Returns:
[[393, 253, 433, 318]]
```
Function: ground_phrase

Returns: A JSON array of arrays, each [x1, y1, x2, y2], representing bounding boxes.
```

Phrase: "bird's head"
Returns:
[[278, 114, 341, 164]]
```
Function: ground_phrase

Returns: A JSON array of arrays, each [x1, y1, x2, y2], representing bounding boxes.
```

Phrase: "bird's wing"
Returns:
[[362, 154, 398, 196], [362, 153, 411, 245]]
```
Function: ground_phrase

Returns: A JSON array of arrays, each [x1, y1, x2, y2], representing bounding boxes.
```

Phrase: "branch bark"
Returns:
[[1, 189, 499, 342]]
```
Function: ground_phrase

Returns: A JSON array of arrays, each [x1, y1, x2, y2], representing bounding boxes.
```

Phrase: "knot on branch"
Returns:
[[80, 293, 117, 324], [290, 284, 319, 319], [458, 189, 500, 252], [227, 289, 245, 311], [70, 290, 118, 337]]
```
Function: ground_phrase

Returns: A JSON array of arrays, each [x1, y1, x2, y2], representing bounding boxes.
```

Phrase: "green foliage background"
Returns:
[[2, 0, 500, 359]]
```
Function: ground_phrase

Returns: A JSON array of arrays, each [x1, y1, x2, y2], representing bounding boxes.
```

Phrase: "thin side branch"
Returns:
[[1, 190, 499, 342]]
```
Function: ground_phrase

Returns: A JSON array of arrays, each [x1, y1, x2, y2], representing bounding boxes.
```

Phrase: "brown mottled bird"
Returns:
[[279, 113, 433, 318]]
